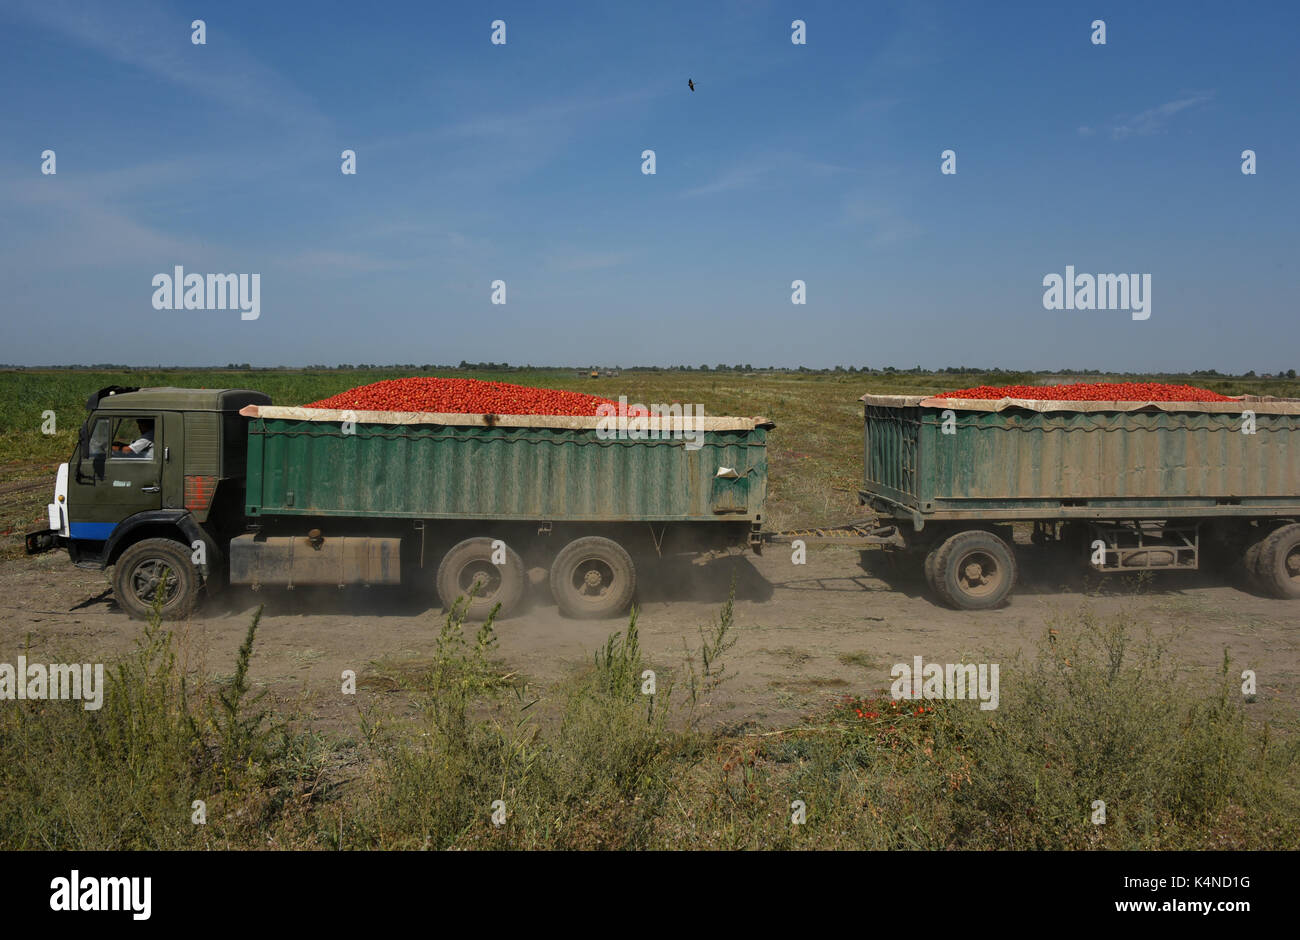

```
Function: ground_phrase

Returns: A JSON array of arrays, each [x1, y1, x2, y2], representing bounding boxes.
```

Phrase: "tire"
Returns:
[[1256, 523, 1300, 599], [436, 537, 526, 621], [930, 529, 1017, 611], [549, 536, 636, 619], [1242, 535, 1268, 593], [112, 537, 201, 621], [923, 545, 940, 594]]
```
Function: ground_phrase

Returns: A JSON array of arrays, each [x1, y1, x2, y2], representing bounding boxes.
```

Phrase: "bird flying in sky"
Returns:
[[688, 79, 695, 91]]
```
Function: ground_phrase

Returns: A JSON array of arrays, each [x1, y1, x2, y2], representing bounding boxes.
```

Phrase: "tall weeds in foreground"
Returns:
[[353, 598, 693, 849], [356, 601, 1299, 850], [682, 583, 738, 724], [0, 588, 312, 849], [3, 595, 1296, 850], [735, 609, 1300, 850]]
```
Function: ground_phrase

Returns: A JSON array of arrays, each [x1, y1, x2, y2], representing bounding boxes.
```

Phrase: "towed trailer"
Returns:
[[847, 392, 1300, 609]]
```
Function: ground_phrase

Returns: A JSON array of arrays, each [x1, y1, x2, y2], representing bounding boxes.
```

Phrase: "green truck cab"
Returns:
[[26, 386, 271, 618]]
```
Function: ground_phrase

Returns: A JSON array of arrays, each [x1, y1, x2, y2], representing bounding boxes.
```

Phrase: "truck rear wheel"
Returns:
[[436, 537, 525, 621], [923, 545, 940, 592], [930, 529, 1016, 610], [112, 538, 200, 621], [1257, 523, 1300, 599], [549, 536, 636, 619], [1243, 534, 1269, 593]]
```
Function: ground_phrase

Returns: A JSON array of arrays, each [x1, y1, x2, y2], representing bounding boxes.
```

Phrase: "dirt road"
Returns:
[[3, 543, 1296, 732]]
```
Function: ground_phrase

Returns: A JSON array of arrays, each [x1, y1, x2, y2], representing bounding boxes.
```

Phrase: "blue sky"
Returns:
[[1, 0, 1296, 371]]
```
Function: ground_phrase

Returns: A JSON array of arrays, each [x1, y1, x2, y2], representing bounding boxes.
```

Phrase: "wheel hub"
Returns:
[[956, 551, 1001, 597], [133, 560, 177, 602], [461, 562, 500, 597]]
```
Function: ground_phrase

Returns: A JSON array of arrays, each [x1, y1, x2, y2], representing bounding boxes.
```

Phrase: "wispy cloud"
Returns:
[[355, 85, 667, 190], [439, 88, 657, 143], [680, 152, 852, 198], [0, 180, 208, 272], [841, 192, 921, 246], [544, 248, 636, 273], [6, 0, 331, 135], [681, 163, 770, 197], [274, 250, 409, 275], [1110, 93, 1214, 140], [273, 225, 494, 275]]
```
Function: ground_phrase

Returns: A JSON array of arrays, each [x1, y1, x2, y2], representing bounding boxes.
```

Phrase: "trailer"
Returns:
[[856, 392, 1300, 609], [25, 387, 772, 621]]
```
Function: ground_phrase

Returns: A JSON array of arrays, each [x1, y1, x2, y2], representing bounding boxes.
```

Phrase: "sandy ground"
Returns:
[[3, 542, 1297, 733]]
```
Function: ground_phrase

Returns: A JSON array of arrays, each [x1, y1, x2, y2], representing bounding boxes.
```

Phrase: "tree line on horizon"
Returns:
[[1, 363, 1294, 380]]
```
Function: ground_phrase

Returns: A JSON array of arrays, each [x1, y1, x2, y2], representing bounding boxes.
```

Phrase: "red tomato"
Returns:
[[938, 382, 1234, 403], [305, 377, 619, 416]]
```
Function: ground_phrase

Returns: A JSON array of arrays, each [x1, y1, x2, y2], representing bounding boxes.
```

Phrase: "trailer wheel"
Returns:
[[1242, 535, 1269, 593], [112, 538, 200, 621], [930, 530, 1017, 610], [437, 537, 526, 621], [550, 536, 636, 619], [1257, 523, 1300, 599]]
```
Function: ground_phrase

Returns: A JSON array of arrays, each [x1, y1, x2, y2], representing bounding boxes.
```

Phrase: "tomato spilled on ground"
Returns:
[[304, 377, 618, 416], [937, 381, 1235, 402]]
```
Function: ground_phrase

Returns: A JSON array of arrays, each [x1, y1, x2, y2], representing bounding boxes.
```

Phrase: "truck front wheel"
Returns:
[[930, 529, 1017, 610], [112, 538, 201, 621], [549, 536, 636, 619], [436, 537, 526, 621]]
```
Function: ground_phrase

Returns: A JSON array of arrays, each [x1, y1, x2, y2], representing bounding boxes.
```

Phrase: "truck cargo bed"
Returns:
[[240, 406, 771, 523]]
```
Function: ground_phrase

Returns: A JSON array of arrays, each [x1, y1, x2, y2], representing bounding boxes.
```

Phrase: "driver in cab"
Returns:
[[111, 418, 154, 459]]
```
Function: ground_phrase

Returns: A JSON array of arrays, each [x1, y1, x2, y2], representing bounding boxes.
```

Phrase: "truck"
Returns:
[[857, 392, 1300, 609], [25, 386, 771, 621], [24, 384, 1300, 619]]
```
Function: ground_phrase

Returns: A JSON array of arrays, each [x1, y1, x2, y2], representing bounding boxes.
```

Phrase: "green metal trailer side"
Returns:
[[242, 407, 770, 522], [861, 394, 1300, 523], [859, 393, 1300, 609]]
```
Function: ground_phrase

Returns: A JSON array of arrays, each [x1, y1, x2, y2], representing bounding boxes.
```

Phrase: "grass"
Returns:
[[2, 597, 1296, 850], [0, 593, 330, 849]]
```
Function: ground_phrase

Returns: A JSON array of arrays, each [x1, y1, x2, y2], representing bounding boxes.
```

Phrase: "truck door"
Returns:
[[69, 412, 164, 541]]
